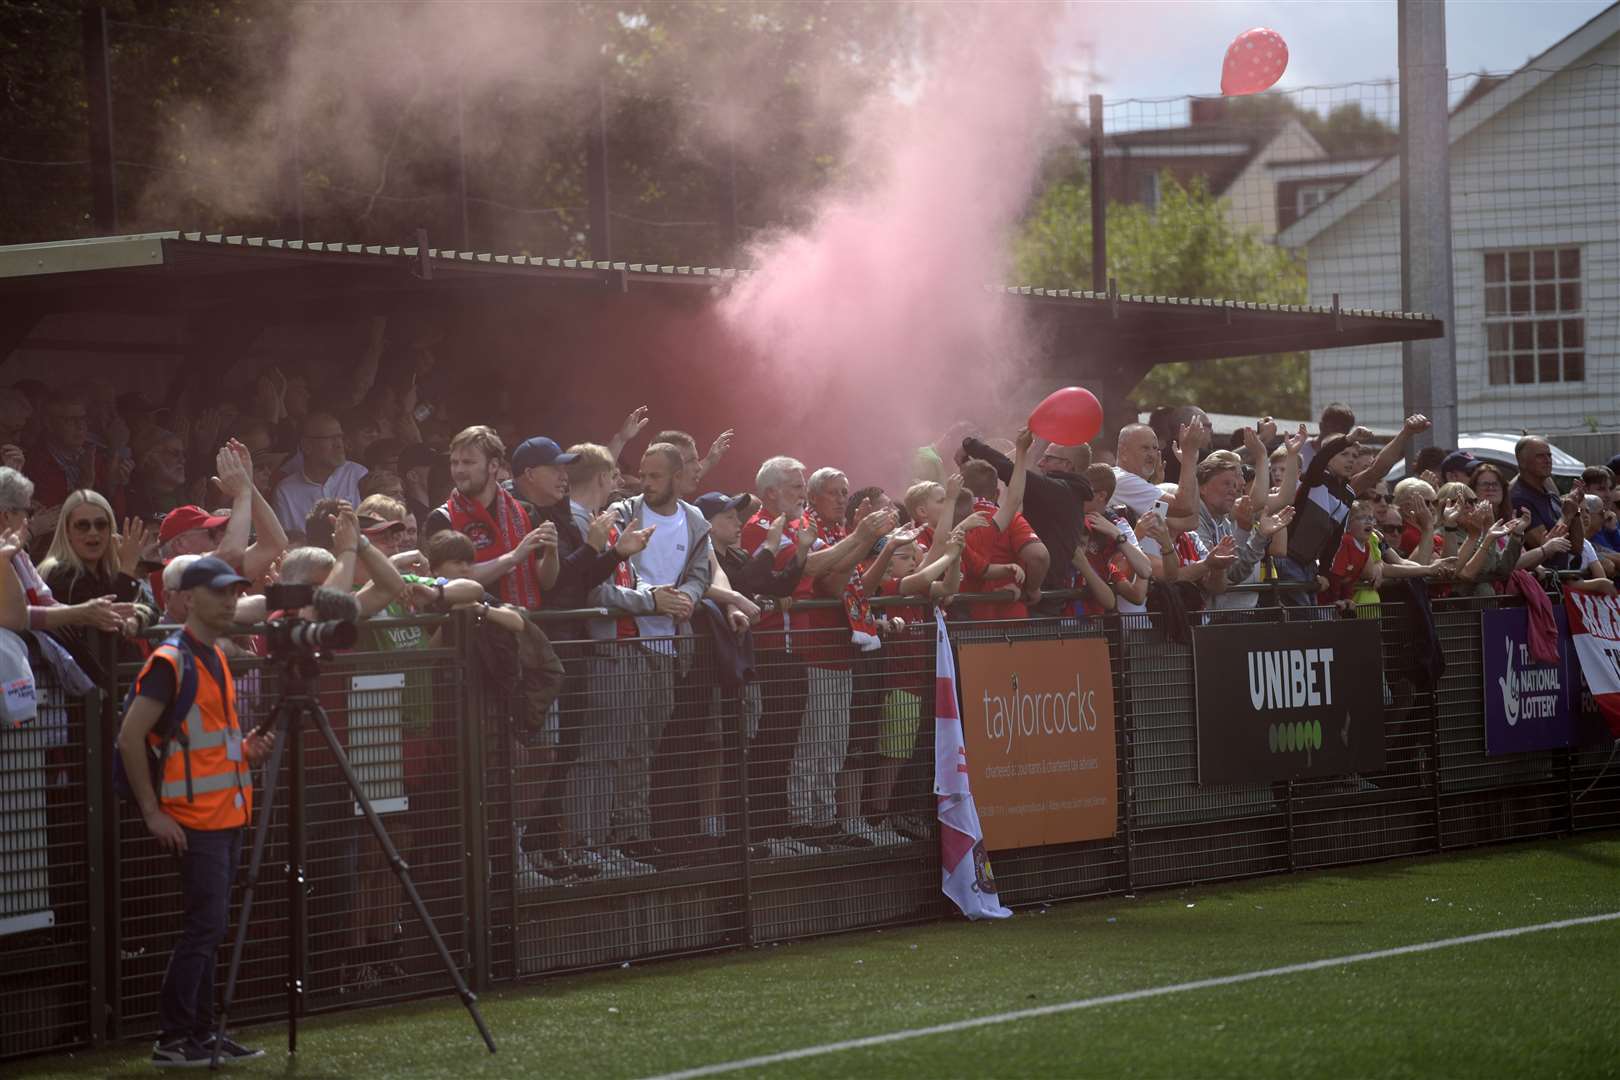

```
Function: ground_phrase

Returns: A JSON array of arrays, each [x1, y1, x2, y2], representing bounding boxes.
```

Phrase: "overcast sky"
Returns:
[[1051, 0, 1613, 106]]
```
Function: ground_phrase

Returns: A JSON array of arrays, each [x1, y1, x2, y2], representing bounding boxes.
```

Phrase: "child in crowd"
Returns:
[[1321, 499, 1383, 616]]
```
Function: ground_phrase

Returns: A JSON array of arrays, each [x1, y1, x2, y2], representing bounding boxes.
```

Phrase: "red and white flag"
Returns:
[[933, 610, 1011, 921], [1564, 590, 1620, 737]]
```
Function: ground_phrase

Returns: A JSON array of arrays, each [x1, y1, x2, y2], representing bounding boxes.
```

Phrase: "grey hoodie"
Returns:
[[573, 495, 714, 645]]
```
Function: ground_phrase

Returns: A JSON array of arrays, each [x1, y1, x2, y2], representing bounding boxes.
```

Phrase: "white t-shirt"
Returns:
[[633, 502, 690, 643], [1581, 539, 1600, 574], [1112, 468, 1164, 517]]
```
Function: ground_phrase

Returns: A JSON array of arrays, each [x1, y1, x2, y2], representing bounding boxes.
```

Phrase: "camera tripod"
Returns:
[[212, 651, 496, 1068]]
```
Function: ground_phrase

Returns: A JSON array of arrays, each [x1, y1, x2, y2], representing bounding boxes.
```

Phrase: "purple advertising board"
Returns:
[[1480, 607, 1575, 755]]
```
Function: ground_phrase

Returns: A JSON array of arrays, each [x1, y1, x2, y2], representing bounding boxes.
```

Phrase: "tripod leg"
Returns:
[[212, 703, 294, 1069], [307, 701, 498, 1054]]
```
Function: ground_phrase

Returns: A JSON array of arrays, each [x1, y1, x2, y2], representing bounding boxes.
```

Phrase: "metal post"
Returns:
[[454, 79, 471, 251], [585, 80, 611, 261], [725, 135, 740, 258], [83, 645, 112, 1046], [1397, 0, 1459, 453], [1088, 94, 1107, 292], [80, 6, 118, 232], [457, 610, 491, 993]]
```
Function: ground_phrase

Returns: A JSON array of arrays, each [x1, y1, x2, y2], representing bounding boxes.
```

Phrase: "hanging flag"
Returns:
[[1563, 590, 1620, 737], [933, 610, 1011, 921]]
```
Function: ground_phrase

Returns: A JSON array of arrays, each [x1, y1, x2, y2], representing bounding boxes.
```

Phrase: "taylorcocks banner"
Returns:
[[933, 610, 1011, 921], [1563, 590, 1620, 738]]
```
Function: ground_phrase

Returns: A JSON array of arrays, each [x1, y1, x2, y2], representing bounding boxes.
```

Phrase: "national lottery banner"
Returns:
[[1193, 620, 1385, 784], [1562, 590, 1620, 739], [1480, 607, 1575, 755], [955, 637, 1117, 851]]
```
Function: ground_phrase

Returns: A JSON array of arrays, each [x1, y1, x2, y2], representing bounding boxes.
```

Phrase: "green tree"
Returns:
[[1013, 172, 1311, 418]]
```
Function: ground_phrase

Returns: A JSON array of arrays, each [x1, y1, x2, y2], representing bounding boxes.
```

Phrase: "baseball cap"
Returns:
[[695, 491, 750, 521], [159, 505, 230, 544], [1439, 449, 1478, 475], [357, 514, 405, 535], [511, 436, 579, 473], [177, 555, 250, 592]]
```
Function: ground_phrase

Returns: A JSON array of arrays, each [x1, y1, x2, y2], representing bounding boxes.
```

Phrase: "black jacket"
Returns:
[[718, 544, 804, 600], [962, 436, 1092, 590], [512, 488, 623, 612]]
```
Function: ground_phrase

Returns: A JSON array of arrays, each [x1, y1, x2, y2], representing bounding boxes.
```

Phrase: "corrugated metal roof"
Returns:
[[0, 230, 1438, 323]]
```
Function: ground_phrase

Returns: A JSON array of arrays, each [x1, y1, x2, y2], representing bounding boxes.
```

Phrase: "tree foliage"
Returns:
[[0, 1, 915, 261], [1013, 172, 1311, 418]]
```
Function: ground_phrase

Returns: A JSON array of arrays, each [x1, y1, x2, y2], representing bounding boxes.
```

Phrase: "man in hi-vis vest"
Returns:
[[117, 555, 274, 1068]]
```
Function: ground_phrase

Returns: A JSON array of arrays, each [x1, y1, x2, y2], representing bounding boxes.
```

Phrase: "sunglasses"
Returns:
[[71, 518, 111, 534], [1369, 494, 1390, 504]]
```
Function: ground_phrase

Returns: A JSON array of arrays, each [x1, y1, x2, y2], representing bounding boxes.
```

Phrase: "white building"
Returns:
[[1278, 5, 1618, 433]]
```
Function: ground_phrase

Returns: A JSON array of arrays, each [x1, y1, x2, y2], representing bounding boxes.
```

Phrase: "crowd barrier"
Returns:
[[3, 591, 1619, 1061]]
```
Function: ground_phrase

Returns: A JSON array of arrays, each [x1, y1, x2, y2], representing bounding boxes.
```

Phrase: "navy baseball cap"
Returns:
[[178, 556, 250, 592], [696, 491, 750, 521], [1440, 449, 1478, 475], [511, 436, 579, 472]]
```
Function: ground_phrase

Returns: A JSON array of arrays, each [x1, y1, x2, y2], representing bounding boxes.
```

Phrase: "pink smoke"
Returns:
[[719, 1, 1059, 484]]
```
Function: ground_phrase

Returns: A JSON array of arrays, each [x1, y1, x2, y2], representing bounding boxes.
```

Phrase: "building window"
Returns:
[[1295, 184, 1343, 219], [1485, 247, 1583, 385]]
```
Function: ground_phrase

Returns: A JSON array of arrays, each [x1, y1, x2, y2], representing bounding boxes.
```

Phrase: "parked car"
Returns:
[[1385, 431, 1588, 487]]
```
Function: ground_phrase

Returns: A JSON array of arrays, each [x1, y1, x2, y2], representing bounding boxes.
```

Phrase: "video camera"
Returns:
[[262, 583, 359, 657]]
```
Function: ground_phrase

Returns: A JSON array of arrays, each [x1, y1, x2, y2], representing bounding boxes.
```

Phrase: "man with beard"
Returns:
[[424, 426, 557, 609], [581, 443, 713, 863]]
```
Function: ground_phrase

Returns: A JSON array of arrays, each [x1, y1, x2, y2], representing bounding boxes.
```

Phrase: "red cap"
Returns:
[[159, 505, 230, 544]]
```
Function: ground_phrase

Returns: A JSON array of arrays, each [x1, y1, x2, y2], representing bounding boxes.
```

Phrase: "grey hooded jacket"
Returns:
[[574, 495, 714, 645]]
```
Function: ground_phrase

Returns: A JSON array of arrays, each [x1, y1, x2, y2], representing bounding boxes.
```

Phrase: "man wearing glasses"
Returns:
[[271, 412, 368, 533]]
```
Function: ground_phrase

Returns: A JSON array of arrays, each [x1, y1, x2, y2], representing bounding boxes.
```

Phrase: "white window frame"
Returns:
[[1483, 246, 1584, 387]]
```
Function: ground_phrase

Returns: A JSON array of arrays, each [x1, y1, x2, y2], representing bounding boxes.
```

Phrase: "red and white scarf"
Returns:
[[444, 487, 542, 610], [805, 507, 881, 652]]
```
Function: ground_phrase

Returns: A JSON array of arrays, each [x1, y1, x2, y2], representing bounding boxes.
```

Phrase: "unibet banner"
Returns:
[[1480, 607, 1574, 755], [956, 638, 1117, 851], [1193, 620, 1385, 784]]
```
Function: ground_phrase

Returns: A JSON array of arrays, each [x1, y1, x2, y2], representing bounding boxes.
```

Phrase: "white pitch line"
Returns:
[[643, 910, 1620, 1080]]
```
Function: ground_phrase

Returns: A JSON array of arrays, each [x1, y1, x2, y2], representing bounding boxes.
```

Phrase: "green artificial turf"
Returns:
[[17, 833, 1620, 1079]]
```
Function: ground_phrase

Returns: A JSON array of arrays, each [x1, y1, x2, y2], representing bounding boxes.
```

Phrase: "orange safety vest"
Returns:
[[142, 641, 252, 830]]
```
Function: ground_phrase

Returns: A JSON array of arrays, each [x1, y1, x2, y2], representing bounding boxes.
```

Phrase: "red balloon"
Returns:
[[1029, 387, 1103, 446], [1221, 27, 1289, 96]]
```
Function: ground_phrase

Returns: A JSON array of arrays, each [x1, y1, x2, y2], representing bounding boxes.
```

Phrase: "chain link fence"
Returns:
[[4, 591, 1619, 1062]]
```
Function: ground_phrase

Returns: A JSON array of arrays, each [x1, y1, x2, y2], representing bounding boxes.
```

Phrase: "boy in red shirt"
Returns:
[[955, 428, 1045, 621]]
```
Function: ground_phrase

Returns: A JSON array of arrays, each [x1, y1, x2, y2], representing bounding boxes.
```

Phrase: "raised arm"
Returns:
[[1351, 414, 1430, 495], [994, 428, 1034, 532], [1267, 425, 1307, 512], [606, 405, 650, 464], [209, 445, 253, 570], [229, 440, 289, 583]]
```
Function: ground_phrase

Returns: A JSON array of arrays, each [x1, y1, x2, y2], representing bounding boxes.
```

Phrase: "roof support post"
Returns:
[[454, 77, 471, 251], [586, 79, 611, 261], [1088, 94, 1107, 292], [1398, 0, 1458, 453], [81, 6, 118, 232]]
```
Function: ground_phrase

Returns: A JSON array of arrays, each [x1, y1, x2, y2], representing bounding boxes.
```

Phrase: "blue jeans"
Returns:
[[158, 826, 242, 1040]]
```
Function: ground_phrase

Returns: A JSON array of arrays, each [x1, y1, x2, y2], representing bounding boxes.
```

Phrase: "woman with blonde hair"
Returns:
[[37, 488, 157, 675]]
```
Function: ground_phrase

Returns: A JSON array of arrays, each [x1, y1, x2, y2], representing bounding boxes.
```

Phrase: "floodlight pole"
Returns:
[[1397, 0, 1459, 454]]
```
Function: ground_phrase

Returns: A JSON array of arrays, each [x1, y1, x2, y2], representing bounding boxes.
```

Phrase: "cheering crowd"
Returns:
[[7, 328, 1620, 1005], [11, 321, 1620, 1064]]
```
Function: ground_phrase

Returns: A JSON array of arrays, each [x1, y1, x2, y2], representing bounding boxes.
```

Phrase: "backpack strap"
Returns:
[[149, 633, 200, 802]]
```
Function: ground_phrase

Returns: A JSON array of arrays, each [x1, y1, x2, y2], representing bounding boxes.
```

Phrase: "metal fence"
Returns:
[[3, 593, 1619, 1061]]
